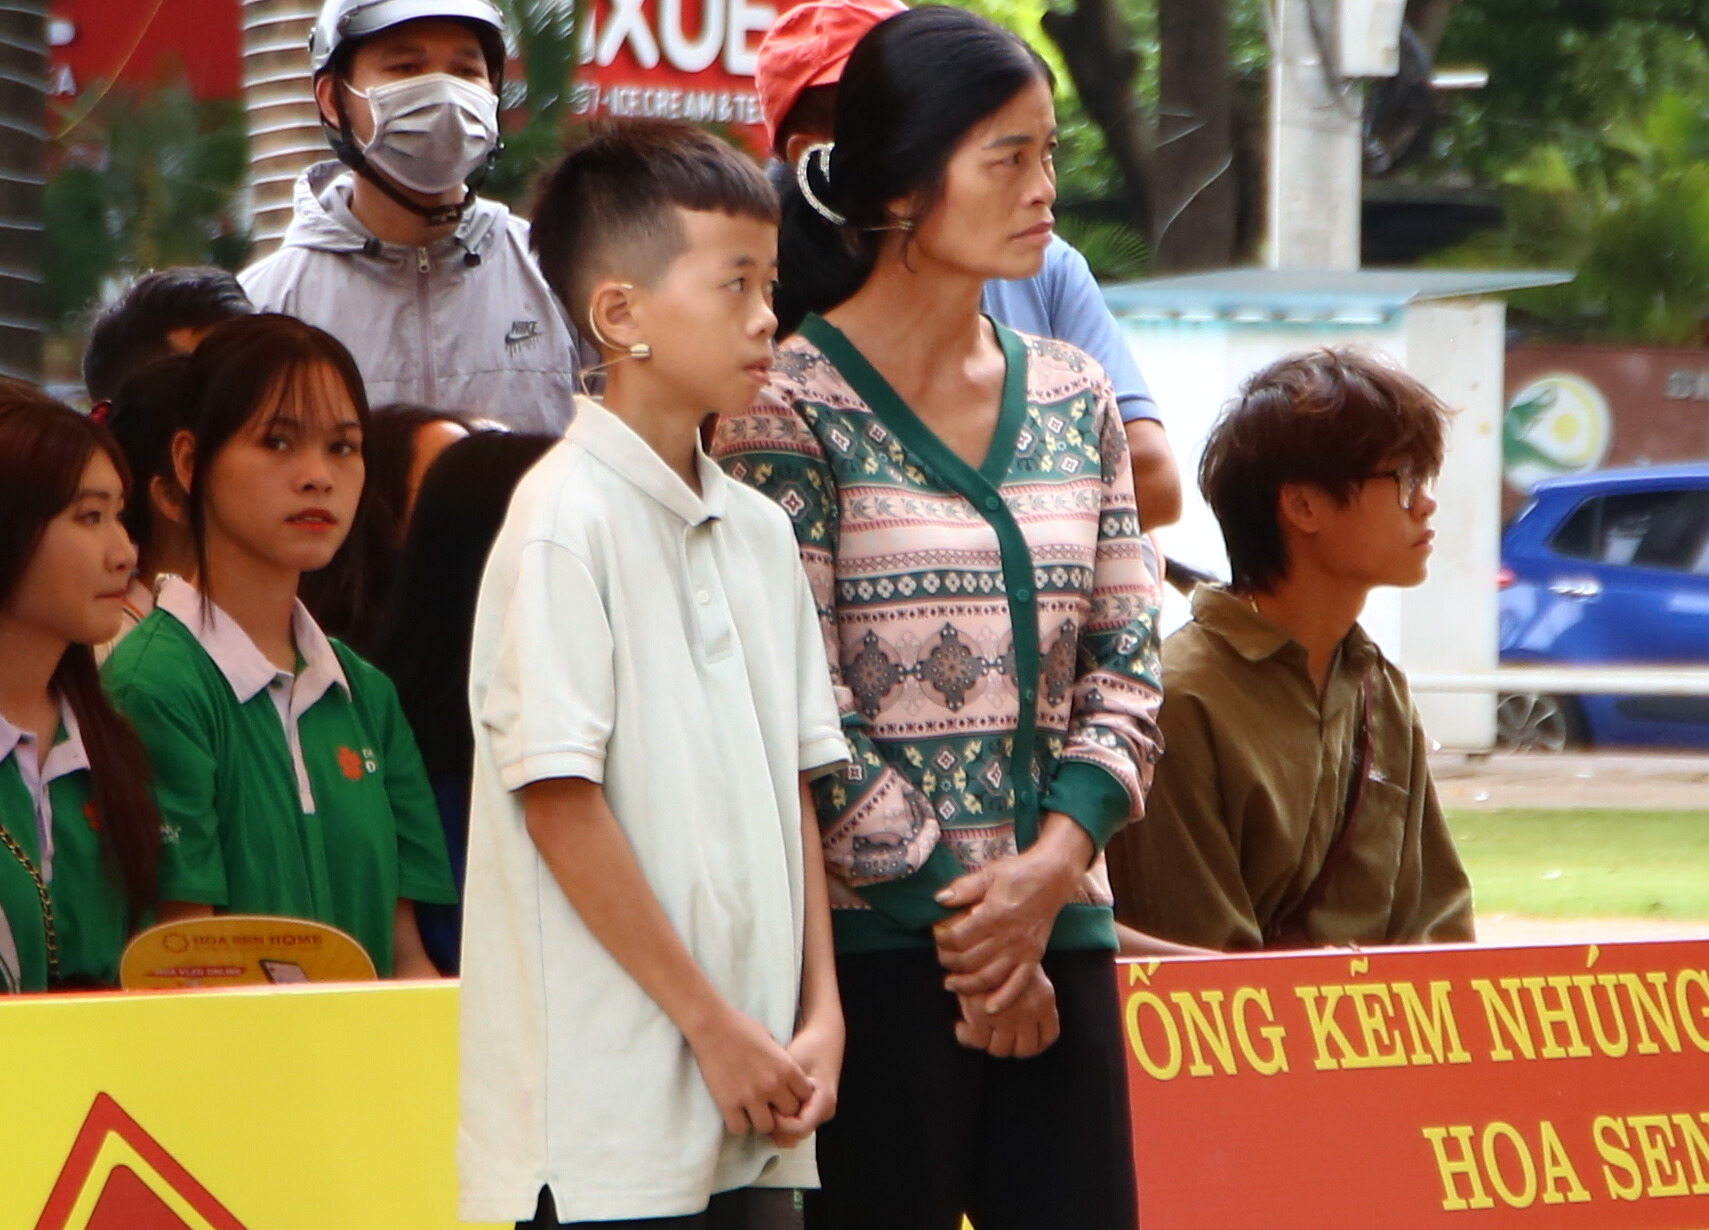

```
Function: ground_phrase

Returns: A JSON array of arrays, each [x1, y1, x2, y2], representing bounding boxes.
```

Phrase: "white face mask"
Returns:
[[346, 72, 499, 195]]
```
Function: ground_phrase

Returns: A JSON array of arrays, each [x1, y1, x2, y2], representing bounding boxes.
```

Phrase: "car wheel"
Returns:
[[1495, 693, 1582, 754]]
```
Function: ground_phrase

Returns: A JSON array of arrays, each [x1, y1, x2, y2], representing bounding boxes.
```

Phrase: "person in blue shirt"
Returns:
[[755, 0, 1182, 531]]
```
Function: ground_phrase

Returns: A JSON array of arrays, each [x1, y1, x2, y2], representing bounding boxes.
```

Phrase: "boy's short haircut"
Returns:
[[530, 119, 779, 338], [1200, 348, 1451, 594], [82, 267, 254, 403]]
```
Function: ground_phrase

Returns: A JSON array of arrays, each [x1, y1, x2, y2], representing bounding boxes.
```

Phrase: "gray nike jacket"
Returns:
[[241, 162, 583, 434]]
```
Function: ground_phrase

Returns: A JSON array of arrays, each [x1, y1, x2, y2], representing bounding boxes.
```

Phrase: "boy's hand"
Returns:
[[953, 963, 1059, 1059], [768, 1014, 845, 1148], [688, 1007, 816, 1137]]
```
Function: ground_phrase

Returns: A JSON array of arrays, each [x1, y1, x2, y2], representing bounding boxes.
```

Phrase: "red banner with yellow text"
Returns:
[[1123, 940, 1709, 1228], [572, 0, 801, 154]]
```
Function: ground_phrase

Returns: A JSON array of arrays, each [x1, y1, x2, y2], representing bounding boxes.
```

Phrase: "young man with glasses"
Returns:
[[1106, 348, 1475, 951]]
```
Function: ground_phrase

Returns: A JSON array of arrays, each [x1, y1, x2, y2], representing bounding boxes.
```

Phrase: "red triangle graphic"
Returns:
[[87, 1165, 194, 1230], [35, 1093, 247, 1230]]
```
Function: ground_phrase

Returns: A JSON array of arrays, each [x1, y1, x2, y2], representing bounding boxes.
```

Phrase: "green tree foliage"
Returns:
[[1430, 2, 1709, 340], [1434, 1, 1709, 185], [1053, 215, 1151, 278], [46, 80, 248, 327], [43, 167, 117, 329], [1442, 92, 1709, 342], [483, 0, 585, 205]]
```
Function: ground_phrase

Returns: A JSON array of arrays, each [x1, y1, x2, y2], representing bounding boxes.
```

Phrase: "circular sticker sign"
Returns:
[[119, 916, 376, 989], [1503, 373, 1613, 494]]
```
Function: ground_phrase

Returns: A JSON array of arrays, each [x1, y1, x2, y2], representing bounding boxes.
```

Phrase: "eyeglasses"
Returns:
[[1369, 467, 1437, 512]]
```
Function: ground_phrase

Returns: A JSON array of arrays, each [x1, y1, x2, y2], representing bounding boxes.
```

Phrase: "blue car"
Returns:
[[1499, 464, 1709, 751]]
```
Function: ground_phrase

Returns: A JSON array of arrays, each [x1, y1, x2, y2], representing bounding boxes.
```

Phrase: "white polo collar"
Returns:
[[156, 576, 350, 709], [0, 696, 88, 883], [0, 697, 88, 784], [569, 394, 729, 526]]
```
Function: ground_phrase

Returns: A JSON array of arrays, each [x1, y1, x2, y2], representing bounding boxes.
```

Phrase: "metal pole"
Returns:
[[1411, 667, 1709, 696]]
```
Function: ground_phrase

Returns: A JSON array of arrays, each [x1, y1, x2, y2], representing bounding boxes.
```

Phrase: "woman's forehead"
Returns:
[[78, 448, 125, 494], [251, 361, 360, 428]]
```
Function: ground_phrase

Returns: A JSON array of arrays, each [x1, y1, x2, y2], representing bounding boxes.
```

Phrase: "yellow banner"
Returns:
[[1, 983, 498, 1230]]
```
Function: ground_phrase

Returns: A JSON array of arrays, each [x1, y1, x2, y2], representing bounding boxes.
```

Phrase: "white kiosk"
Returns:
[[1105, 268, 1569, 751]]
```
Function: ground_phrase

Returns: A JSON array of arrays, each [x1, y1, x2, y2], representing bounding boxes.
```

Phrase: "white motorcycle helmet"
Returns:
[[311, 0, 507, 81], [310, 0, 509, 223]]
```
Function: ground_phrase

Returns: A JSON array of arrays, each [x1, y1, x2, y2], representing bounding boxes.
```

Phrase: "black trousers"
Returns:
[[805, 948, 1138, 1230], [520, 1187, 802, 1230]]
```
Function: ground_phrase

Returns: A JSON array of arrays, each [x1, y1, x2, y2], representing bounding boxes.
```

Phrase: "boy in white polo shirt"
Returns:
[[459, 120, 849, 1230]]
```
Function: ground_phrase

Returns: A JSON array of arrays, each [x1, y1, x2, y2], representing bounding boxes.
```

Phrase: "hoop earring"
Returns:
[[795, 143, 846, 227], [580, 282, 651, 395]]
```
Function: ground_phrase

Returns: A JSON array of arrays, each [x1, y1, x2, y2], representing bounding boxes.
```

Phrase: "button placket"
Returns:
[[686, 523, 734, 663]]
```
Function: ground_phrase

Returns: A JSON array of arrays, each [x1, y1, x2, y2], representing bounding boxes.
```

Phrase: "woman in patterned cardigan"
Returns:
[[715, 8, 1163, 1228]]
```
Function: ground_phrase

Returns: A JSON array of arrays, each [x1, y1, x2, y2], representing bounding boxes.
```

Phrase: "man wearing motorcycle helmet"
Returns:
[[240, 0, 584, 433]]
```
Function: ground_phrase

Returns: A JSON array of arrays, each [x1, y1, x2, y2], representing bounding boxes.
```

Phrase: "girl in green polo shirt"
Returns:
[[104, 315, 456, 978], [0, 384, 164, 991]]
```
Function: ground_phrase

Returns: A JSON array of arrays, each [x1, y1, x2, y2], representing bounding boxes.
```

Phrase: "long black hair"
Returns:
[[370, 431, 555, 780], [0, 383, 161, 922], [302, 403, 468, 651], [775, 5, 1052, 334]]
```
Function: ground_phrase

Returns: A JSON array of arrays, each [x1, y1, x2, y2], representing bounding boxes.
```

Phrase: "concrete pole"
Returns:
[[243, 0, 324, 258], [1267, 0, 1363, 270]]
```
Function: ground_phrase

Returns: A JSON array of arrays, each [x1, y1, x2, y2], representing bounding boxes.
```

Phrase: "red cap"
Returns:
[[757, 0, 909, 152]]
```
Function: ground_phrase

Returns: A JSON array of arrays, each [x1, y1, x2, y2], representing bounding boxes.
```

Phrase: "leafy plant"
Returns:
[[45, 78, 249, 328], [483, 0, 585, 205], [1438, 91, 1709, 344], [1054, 215, 1152, 280], [1432, 1, 1709, 187], [44, 166, 118, 326]]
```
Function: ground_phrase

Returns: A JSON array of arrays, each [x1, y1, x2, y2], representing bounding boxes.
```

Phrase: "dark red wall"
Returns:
[[51, 0, 242, 104]]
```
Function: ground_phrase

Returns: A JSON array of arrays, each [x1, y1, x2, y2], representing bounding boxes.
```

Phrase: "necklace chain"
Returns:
[[0, 817, 59, 985]]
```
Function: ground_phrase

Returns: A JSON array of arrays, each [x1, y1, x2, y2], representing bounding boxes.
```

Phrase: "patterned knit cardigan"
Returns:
[[715, 315, 1164, 953]]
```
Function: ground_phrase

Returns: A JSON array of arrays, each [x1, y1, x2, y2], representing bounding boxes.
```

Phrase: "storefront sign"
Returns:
[[1503, 372, 1613, 496], [573, 0, 799, 151], [1505, 344, 1709, 517], [1124, 940, 1709, 1228], [49, 0, 242, 104]]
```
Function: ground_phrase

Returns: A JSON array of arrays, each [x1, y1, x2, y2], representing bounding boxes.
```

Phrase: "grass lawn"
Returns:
[[1447, 809, 1709, 919]]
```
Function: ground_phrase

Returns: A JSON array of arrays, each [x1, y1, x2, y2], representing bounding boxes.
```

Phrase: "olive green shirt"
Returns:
[[1107, 585, 1474, 951]]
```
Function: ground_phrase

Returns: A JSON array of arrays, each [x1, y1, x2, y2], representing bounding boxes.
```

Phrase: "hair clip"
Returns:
[[795, 143, 847, 228], [89, 399, 112, 425]]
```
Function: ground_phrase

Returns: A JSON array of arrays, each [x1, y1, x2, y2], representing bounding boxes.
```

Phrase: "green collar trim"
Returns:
[[799, 313, 1045, 848], [798, 314, 1028, 486]]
